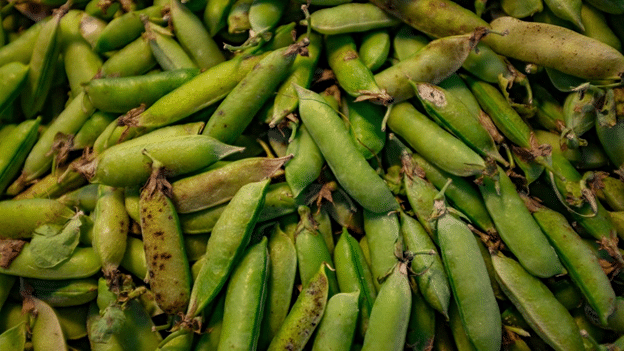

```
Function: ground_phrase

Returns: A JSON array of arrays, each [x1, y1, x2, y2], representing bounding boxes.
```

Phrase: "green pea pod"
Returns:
[[501, 0, 543, 18], [194, 293, 225, 351], [334, 227, 377, 337], [267, 264, 329, 351], [530, 202, 616, 326], [492, 253, 585, 351], [146, 22, 198, 71], [94, 5, 163, 53], [29, 297, 68, 351], [391, 25, 428, 62], [399, 211, 450, 319], [227, 0, 253, 34], [0, 20, 44, 67], [171, 0, 225, 70], [311, 291, 359, 351], [179, 203, 227, 235], [295, 84, 398, 213], [257, 223, 297, 350], [14, 163, 87, 201], [598, 176, 624, 211], [532, 83, 565, 132], [480, 167, 565, 278], [402, 158, 439, 240], [359, 29, 390, 72], [0, 118, 39, 195], [17, 278, 96, 307], [55, 304, 89, 340], [93, 186, 128, 277], [448, 299, 476, 351], [0, 274, 16, 313], [85, 68, 200, 113], [99, 35, 158, 78], [405, 286, 435, 351], [0, 62, 29, 115], [437, 74, 483, 121], [187, 179, 270, 317], [0, 321, 26, 351], [562, 87, 602, 149], [156, 328, 194, 351], [0, 199, 74, 240], [435, 198, 501, 351], [69, 111, 116, 151], [586, 0, 624, 14], [361, 262, 411, 351], [310, 3, 399, 35], [171, 156, 291, 213], [343, 96, 386, 160], [204, 0, 236, 36], [363, 210, 402, 291], [285, 124, 324, 198], [596, 90, 624, 172], [249, 0, 287, 37], [582, 3, 622, 51], [119, 236, 148, 280], [58, 184, 98, 213], [543, 0, 583, 30]]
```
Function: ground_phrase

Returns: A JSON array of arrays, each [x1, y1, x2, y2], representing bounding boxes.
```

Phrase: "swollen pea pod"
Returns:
[[156, 328, 194, 351], [343, 96, 386, 160], [359, 29, 390, 72], [0, 62, 29, 115], [361, 262, 411, 351], [144, 21, 198, 71], [92, 185, 128, 278], [71, 111, 117, 151], [194, 293, 225, 351], [402, 154, 440, 240], [0, 320, 26, 350], [447, 299, 476, 351], [295, 85, 397, 213], [285, 124, 324, 198], [309, 3, 400, 35], [171, 155, 291, 213], [227, 0, 253, 34], [170, 0, 225, 70], [58, 184, 99, 212], [0, 118, 39, 195], [543, 0, 583, 30], [434, 195, 501, 351], [84, 68, 200, 113], [333, 227, 377, 337], [492, 253, 585, 351], [363, 210, 402, 291], [17, 277, 97, 307], [581, 2, 622, 51], [119, 236, 148, 280], [15, 162, 83, 201], [248, 0, 287, 40], [311, 291, 359, 351], [486, 16, 624, 81], [561, 87, 602, 150], [94, 5, 163, 53], [98, 36, 158, 78], [55, 304, 89, 340], [500, 0, 543, 18], [405, 285, 435, 351], [29, 297, 68, 351], [187, 179, 270, 318], [266, 264, 329, 351], [391, 25, 428, 62], [257, 223, 297, 350], [533, 83, 565, 132], [0, 20, 44, 67], [204, 0, 236, 36], [0, 198, 74, 239], [598, 176, 624, 211]]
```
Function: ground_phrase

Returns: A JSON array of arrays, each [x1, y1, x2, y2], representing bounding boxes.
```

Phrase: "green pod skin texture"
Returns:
[[363, 210, 401, 291], [204, 0, 236, 36], [119, 236, 148, 280], [386, 102, 486, 177], [248, 0, 287, 35], [15, 166, 84, 201], [99, 36, 158, 78], [461, 42, 515, 87], [532, 205, 616, 325], [543, 0, 583, 30], [344, 97, 386, 160], [187, 179, 270, 318], [227, 0, 253, 34], [72, 111, 117, 150], [94, 6, 163, 53], [0, 244, 100, 280], [414, 82, 505, 164], [30, 298, 68, 351], [63, 38, 102, 98], [156, 328, 194, 351], [333, 228, 377, 337], [295, 85, 398, 213], [0, 118, 39, 195], [0, 20, 44, 67], [266, 264, 329, 351], [85, 68, 200, 113], [475, 238, 506, 301], [93, 186, 129, 277], [171, 155, 291, 213], [0, 274, 16, 312], [0, 321, 26, 351], [20, 8, 63, 119], [400, 211, 450, 319], [146, 22, 198, 71], [314, 209, 335, 256], [285, 124, 324, 198], [203, 47, 297, 144], [325, 33, 389, 103], [255, 181, 298, 222], [58, 184, 99, 213], [0, 199, 74, 240], [311, 291, 359, 351], [218, 238, 268, 351], [359, 29, 390, 72], [55, 304, 89, 340], [18, 277, 97, 307], [486, 16, 624, 81], [562, 88, 601, 149], [270, 32, 322, 127], [392, 26, 428, 61], [195, 293, 225, 351], [140, 174, 191, 315], [87, 302, 125, 351], [257, 224, 297, 350], [480, 168, 565, 278], [596, 107, 624, 171], [500, 0, 543, 18], [369, 0, 488, 38], [438, 73, 481, 119], [448, 299, 476, 351], [532, 83, 565, 133], [361, 263, 411, 351], [0, 62, 29, 114], [436, 207, 502, 351], [87, 135, 243, 187], [406, 286, 435, 351], [599, 176, 624, 211], [295, 206, 340, 297], [403, 167, 438, 239], [170, 0, 225, 70], [184, 234, 209, 261], [586, 0, 624, 14], [179, 203, 227, 235], [310, 3, 399, 35], [582, 4, 621, 51], [492, 254, 585, 351]]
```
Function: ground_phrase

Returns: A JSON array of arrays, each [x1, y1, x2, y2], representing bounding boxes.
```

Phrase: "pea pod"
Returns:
[[227, 0, 253, 34], [311, 291, 359, 351], [0, 199, 74, 240], [29, 297, 68, 351], [93, 186, 128, 277], [285, 124, 324, 198], [363, 210, 402, 291], [119, 236, 148, 281], [145, 21, 198, 71], [581, 3, 622, 51], [194, 293, 225, 351], [0, 321, 26, 350], [0, 118, 40, 195], [359, 29, 390, 72], [0, 20, 44, 67], [543, 0, 583, 30], [596, 89, 624, 172], [19, 277, 97, 307], [501, 0, 543, 18], [562, 87, 602, 150], [0, 62, 29, 115], [248, 0, 287, 38], [94, 5, 164, 53], [310, 3, 400, 35], [586, 0, 624, 14], [406, 284, 435, 351], [98, 36, 158, 78]]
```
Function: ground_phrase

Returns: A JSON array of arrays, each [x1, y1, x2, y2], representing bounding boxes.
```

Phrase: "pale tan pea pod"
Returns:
[[27, 297, 68, 351], [374, 28, 489, 103], [485, 16, 624, 81], [92, 185, 129, 278]]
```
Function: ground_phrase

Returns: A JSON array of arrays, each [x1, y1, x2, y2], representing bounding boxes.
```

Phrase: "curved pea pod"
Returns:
[[81, 135, 243, 187], [586, 0, 624, 14], [530, 202, 616, 326], [399, 211, 450, 319], [295, 85, 397, 213], [227, 0, 253, 34], [598, 176, 624, 212], [57, 184, 98, 213], [0, 62, 28, 114], [0, 20, 44, 67], [194, 293, 225, 350], [171, 0, 225, 70], [187, 179, 270, 318], [0, 199, 74, 239], [179, 203, 227, 235], [55, 304, 89, 340], [0, 118, 39, 195], [257, 224, 297, 350], [361, 262, 411, 351], [406, 285, 435, 351], [562, 141, 610, 170], [543, 0, 583, 30], [0, 321, 26, 351], [486, 17, 624, 81], [492, 253, 585, 351], [334, 228, 377, 337], [16, 164, 85, 202], [480, 167, 565, 278], [437, 74, 483, 122], [387, 102, 487, 177], [501, 0, 543, 18], [311, 291, 359, 351], [119, 236, 148, 280], [94, 5, 163, 53], [402, 160, 439, 239], [562, 88, 602, 150], [266, 264, 329, 351], [98, 36, 158, 78], [20, 278, 97, 307], [204, 0, 236, 36], [285, 124, 324, 198], [171, 156, 291, 213], [248, 0, 287, 38], [448, 299, 476, 351], [309, 3, 399, 35], [363, 210, 402, 292], [85, 68, 200, 113], [582, 3, 622, 51], [342, 96, 386, 160], [28, 297, 68, 351], [359, 29, 390, 72], [391, 25, 428, 61], [435, 199, 501, 351], [145, 22, 198, 71], [71, 111, 117, 151], [93, 186, 129, 277], [596, 91, 624, 172], [217, 237, 268, 351]]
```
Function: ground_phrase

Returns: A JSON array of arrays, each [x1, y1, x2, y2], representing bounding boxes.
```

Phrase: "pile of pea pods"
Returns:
[[2, 0, 624, 349]]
